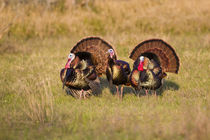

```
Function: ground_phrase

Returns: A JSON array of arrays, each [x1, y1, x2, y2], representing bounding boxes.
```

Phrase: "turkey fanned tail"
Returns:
[[129, 39, 180, 74]]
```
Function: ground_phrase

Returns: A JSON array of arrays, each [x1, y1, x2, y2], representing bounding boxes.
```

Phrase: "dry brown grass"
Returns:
[[0, 0, 209, 40], [21, 77, 55, 123]]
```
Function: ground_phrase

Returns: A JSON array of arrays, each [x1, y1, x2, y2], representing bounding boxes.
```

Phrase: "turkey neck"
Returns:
[[108, 57, 115, 68]]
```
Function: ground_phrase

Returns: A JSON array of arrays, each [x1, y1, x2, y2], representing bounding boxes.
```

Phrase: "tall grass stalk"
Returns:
[[21, 77, 55, 124]]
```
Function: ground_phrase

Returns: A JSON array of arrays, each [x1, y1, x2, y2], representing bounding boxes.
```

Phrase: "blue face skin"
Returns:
[[68, 53, 75, 59], [65, 53, 75, 69], [139, 56, 144, 62]]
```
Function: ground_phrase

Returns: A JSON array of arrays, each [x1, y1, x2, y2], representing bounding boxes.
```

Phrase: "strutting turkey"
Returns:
[[129, 39, 180, 96], [60, 37, 117, 99], [106, 49, 131, 99]]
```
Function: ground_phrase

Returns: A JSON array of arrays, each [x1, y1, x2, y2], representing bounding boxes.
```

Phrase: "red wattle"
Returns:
[[65, 59, 71, 69], [110, 52, 114, 58], [138, 61, 144, 71]]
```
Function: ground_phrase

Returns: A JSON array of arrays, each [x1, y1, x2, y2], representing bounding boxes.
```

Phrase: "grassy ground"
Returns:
[[0, 0, 210, 139]]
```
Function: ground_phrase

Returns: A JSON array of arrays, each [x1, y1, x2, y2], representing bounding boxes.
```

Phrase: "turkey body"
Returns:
[[60, 61, 96, 90], [60, 57, 101, 98], [106, 59, 130, 86], [129, 39, 180, 95], [130, 58, 163, 93], [130, 70, 162, 90], [106, 56, 131, 98]]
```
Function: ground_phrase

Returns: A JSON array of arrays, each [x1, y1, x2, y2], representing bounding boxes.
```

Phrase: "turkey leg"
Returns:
[[120, 86, 124, 99], [79, 89, 84, 99], [116, 86, 119, 98]]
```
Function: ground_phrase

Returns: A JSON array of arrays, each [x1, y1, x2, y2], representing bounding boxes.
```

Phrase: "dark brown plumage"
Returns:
[[61, 37, 117, 99], [71, 37, 117, 75], [60, 53, 101, 99], [106, 49, 131, 99], [129, 39, 179, 95]]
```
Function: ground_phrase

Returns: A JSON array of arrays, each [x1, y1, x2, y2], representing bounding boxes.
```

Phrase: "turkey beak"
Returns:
[[65, 58, 71, 69]]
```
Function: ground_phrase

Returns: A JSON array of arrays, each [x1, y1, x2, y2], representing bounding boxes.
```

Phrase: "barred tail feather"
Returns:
[[129, 39, 180, 73]]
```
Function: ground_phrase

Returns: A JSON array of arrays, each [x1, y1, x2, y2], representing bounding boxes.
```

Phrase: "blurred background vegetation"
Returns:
[[1, 0, 209, 40]]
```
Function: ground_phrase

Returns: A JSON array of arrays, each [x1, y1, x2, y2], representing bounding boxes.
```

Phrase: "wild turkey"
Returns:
[[60, 37, 117, 99], [129, 39, 179, 96], [106, 49, 131, 99]]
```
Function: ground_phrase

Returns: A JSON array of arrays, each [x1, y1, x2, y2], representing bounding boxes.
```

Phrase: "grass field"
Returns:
[[0, 0, 210, 139]]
